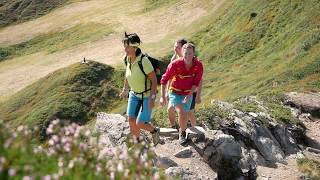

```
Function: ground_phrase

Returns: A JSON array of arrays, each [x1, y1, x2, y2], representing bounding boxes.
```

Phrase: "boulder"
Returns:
[[95, 113, 130, 148], [204, 133, 243, 179], [273, 124, 300, 155], [253, 123, 285, 163], [159, 128, 179, 138], [156, 155, 178, 168], [186, 126, 206, 142], [165, 167, 192, 179], [174, 147, 193, 158], [284, 92, 320, 118]]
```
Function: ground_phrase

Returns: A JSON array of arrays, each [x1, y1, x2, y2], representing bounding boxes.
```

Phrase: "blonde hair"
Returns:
[[182, 42, 195, 52]]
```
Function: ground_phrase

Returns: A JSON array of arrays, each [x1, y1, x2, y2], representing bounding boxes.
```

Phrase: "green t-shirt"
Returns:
[[125, 54, 153, 97]]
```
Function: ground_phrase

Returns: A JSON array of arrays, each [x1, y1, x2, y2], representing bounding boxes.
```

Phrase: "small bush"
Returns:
[[152, 107, 170, 128], [0, 120, 165, 179], [196, 104, 229, 129], [0, 61, 123, 141], [258, 93, 300, 124], [234, 100, 260, 113], [297, 158, 320, 180]]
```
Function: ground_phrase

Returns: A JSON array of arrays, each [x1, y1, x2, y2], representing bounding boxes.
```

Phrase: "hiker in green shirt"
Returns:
[[119, 32, 160, 145]]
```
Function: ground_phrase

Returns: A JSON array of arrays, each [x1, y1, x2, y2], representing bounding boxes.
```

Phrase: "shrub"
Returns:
[[0, 120, 165, 179]]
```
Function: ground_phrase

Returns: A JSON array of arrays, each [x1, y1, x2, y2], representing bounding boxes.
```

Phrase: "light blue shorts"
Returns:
[[127, 91, 152, 123], [168, 92, 192, 112]]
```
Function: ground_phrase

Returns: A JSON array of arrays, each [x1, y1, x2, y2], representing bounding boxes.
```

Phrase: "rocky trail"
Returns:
[[95, 92, 320, 179]]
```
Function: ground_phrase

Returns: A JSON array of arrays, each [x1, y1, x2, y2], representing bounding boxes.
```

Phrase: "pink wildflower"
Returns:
[[8, 168, 16, 176]]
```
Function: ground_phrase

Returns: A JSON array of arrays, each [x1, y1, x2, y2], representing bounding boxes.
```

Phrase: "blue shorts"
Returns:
[[168, 92, 192, 112], [127, 91, 152, 123]]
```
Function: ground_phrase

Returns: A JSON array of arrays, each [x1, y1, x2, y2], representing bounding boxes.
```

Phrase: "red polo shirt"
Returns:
[[161, 57, 203, 95]]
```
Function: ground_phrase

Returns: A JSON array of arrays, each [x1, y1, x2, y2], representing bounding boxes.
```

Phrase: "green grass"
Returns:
[[0, 61, 123, 140], [297, 158, 320, 180], [0, 23, 113, 61], [0, 0, 89, 28], [0, 120, 165, 179], [143, 0, 179, 12], [189, 0, 320, 102]]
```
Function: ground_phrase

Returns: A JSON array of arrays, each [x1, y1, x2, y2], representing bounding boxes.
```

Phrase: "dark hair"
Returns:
[[122, 32, 141, 46], [177, 38, 188, 46], [182, 42, 195, 52]]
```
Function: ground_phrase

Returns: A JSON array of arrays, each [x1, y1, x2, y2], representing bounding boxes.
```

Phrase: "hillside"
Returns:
[[0, 0, 228, 100], [191, 0, 320, 101], [0, 61, 123, 140], [0, 0, 79, 27], [0, 0, 319, 179]]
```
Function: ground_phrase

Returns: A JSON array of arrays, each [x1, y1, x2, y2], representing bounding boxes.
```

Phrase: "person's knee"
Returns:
[[175, 105, 186, 115], [188, 110, 194, 116], [167, 105, 174, 112]]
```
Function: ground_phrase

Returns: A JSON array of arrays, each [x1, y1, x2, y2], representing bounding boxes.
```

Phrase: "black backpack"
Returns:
[[124, 54, 161, 110], [124, 54, 161, 84]]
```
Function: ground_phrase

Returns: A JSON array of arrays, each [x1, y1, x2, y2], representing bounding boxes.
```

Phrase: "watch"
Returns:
[[150, 94, 156, 99]]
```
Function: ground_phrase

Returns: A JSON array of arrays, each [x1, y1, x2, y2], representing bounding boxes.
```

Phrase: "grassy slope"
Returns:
[[0, 61, 123, 140], [0, 23, 113, 61], [0, 0, 228, 100], [191, 0, 320, 102], [0, 0, 86, 27], [0, 0, 319, 133]]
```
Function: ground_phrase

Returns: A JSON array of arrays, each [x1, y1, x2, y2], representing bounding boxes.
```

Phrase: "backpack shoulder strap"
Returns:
[[138, 54, 147, 77], [123, 55, 128, 67]]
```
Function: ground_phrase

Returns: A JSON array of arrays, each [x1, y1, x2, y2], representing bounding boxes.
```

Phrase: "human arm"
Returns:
[[160, 83, 167, 106], [195, 79, 202, 104], [119, 77, 129, 99], [160, 62, 176, 106], [147, 71, 157, 108]]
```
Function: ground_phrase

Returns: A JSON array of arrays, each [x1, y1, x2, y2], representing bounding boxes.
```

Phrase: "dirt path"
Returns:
[[155, 138, 217, 179], [0, 0, 228, 100], [257, 155, 304, 180], [155, 117, 320, 179]]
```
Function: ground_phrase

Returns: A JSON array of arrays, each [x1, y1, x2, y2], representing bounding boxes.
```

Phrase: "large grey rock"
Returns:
[[204, 134, 243, 179], [273, 124, 299, 155], [156, 155, 178, 168], [159, 128, 178, 138], [233, 115, 285, 163], [165, 167, 192, 179], [234, 117, 254, 138], [95, 113, 130, 148], [204, 130, 224, 140], [174, 147, 193, 158], [238, 142, 259, 179], [253, 123, 285, 163], [284, 92, 320, 118], [186, 126, 206, 142]]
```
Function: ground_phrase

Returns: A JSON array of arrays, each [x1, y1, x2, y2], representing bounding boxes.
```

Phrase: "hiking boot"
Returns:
[[152, 127, 160, 146], [171, 122, 179, 131], [179, 131, 188, 145], [187, 122, 192, 128]]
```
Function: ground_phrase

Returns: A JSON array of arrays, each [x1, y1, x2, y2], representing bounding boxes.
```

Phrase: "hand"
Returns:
[[160, 96, 167, 106], [165, 93, 169, 101], [149, 98, 155, 109], [119, 90, 128, 99], [182, 93, 191, 104]]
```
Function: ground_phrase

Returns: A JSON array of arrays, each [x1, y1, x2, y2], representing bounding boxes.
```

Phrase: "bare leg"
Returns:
[[167, 105, 176, 126], [175, 104, 187, 131], [128, 117, 140, 140], [188, 110, 197, 127]]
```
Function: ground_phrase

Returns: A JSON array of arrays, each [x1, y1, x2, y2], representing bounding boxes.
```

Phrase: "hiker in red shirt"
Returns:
[[160, 43, 203, 145], [166, 38, 188, 130]]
